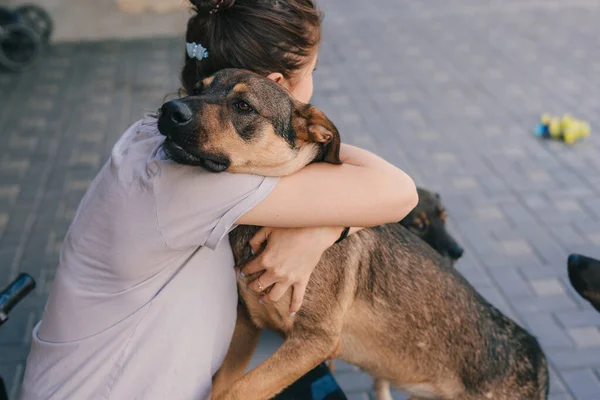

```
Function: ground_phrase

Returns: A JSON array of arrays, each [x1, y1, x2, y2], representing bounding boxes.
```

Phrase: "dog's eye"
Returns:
[[234, 101, 254, 113], [412, 220, 427, 234], [191, 82, 203, 95]]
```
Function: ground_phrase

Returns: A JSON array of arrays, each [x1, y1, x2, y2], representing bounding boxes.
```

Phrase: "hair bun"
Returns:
[[191, 0, 236, 14]]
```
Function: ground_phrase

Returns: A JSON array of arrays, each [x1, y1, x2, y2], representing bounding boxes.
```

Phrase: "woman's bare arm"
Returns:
[[237, 144, 417, 227]]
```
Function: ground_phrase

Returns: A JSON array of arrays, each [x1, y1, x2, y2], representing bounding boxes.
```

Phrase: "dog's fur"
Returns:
[[158, 69, 549, 400], [369, 188, 464, 399], [568, 253, 600, 312]]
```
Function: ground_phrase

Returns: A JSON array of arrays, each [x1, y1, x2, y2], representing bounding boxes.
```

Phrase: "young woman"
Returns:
[[21, 1, 417, 398]]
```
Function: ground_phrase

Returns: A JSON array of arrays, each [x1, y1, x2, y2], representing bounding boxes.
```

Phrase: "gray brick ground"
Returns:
[[2, 0, 600, 399]]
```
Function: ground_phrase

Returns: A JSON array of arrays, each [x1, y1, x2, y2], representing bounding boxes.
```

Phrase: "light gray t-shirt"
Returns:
[[21, 115, 278, 400]]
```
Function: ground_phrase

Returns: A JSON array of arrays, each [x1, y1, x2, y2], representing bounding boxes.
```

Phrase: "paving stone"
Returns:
[[499, 239, 534, 256], [561, 369, 600, 398], [474, 206, 504, 221], [568, 327, 600, 348], [549, 365, 571, 396], [521, 313, 574, 349], [556, 309, 600, 329], [548, 394, 574, 400], [390, 391, 410, 400], [489, 267, 534, 299], [346, 394, 369, 400], [589, 233, 600, 246], [531, 278, 567, 297], [555, 200, 584, 213], [550, 347, 600, 370], [516, 294, 579, 315], [334, 370, 373, 393]]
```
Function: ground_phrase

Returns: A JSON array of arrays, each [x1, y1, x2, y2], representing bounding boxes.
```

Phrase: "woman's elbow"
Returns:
[[388, 171, 418, 222]]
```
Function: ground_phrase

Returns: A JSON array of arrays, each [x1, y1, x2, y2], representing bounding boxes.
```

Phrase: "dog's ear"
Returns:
[[298, 105, 342, 165]]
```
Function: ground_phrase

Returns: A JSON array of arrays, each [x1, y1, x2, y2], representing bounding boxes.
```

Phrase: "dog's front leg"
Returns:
[[214, 333, 340, 400], [212, 305, 262, 398]]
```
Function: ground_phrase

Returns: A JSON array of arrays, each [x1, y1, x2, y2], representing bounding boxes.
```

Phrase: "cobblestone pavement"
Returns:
[[2, 0, 600, 399]]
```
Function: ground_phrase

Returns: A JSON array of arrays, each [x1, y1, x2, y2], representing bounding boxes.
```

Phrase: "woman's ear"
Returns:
[[267, 72, 292, 91], [266, 72, 284, 83]]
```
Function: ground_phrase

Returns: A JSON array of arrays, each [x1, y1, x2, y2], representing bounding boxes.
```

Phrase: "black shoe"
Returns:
[[271, 363, 347, 400]]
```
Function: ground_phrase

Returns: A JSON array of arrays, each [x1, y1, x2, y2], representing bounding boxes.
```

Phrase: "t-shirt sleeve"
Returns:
[[154, 162, 279, 250]]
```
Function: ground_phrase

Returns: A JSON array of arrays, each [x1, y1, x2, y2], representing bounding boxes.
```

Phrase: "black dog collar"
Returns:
[[335, 227, 350, 244]]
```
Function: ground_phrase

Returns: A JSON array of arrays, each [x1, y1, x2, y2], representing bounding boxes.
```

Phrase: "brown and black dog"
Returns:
[[568, 253, 600, 312], [158, 69, 548, 400], [400, 188, 464, 263]]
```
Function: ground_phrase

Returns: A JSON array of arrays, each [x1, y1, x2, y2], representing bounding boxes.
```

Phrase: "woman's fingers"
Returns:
[[239, 256, 264, 277], [263, 282, 291, 304], [249, 227, 272, 255], [289, 282, 308, 314], [248, 272, 278, 293], [240, 228, 273, 277], [255, 281, 307, 316]]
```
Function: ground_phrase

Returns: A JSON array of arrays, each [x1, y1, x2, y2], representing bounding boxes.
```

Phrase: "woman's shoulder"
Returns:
[[101, 113, 166, 184], [117, 113, 163, 151]]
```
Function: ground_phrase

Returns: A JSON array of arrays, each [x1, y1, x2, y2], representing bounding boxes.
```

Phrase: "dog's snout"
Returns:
[[160, 100, 193, 132], [568, 253, 581, 268], [448, 246, 464, 260]]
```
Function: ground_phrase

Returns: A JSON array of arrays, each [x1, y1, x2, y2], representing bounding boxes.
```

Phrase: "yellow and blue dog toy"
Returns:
[[534, 113, 590, 145]]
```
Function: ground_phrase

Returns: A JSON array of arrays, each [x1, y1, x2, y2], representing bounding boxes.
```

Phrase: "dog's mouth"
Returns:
[[162, 138, 230, 173]]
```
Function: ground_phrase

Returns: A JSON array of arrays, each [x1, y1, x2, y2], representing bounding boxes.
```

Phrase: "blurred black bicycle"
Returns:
[[0, 274, 37, 400], [0, 4, 52, 72]]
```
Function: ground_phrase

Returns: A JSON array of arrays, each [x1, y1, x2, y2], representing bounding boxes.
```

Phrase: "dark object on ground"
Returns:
[[0, 4, 52, 72], [272, 363, 347, 400], [568, 253, 600, 312], [0, 273, 37, 400]]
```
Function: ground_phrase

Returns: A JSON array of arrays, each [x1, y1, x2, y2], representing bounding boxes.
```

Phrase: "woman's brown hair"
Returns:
[[181, 0, 322, 94]]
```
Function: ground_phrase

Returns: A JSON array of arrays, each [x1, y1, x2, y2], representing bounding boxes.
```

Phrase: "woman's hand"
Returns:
[[239, 226, 345, 314]]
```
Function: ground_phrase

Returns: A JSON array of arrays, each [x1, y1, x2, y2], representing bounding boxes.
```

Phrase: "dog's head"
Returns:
[[399, 188, 464, 262], [568, 253, 600, 312], [157, 68, 341, 176]]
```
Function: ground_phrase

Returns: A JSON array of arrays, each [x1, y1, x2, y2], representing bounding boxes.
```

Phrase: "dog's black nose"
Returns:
[[160, 100, 193, 131], [448, 246, 464, 260], [568, 253, 581, 268]]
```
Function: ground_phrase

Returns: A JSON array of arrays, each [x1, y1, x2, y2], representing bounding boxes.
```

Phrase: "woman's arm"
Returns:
[[235, 145, 417, 313], [237, 144, 417, 227]]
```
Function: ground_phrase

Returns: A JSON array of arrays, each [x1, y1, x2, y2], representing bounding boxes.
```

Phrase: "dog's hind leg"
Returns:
[[327, 359, 336, 372], [374, 378, 393, 400], [213, 333, 341, 400]]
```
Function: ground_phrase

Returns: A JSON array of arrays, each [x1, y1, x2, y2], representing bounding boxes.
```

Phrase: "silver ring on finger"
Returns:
[[257, 279, 264, 292]]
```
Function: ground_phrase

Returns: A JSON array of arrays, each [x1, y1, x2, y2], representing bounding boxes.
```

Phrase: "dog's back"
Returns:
[[334, 225, 547, 399], [230, 223, 548, 399]]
